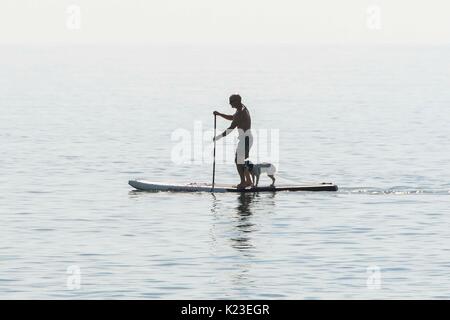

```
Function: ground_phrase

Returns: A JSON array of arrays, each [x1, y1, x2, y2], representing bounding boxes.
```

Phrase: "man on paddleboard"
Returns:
[[213, 94, 253, 189]]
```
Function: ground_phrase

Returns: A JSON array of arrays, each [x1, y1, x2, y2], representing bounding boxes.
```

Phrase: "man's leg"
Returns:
[[236, 134, 253, 188], [243, 135, 253, 186], [235, 154, 246, 188], [244, 170, 252, 186]]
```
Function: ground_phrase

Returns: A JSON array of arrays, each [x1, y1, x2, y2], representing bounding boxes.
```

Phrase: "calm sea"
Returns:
[[1, 44, 450, 299]]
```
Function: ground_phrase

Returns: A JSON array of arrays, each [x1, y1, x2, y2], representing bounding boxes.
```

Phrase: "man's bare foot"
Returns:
[[243, 181, 253, 188], [235, 181, 253, 189]]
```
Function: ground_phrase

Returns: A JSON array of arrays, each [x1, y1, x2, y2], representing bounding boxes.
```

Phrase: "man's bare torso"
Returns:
[[233, 106, 251, 132]]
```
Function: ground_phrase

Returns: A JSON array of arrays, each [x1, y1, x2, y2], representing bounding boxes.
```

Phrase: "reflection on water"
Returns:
[[231, 193, 256, 252], [236, 193, 255, 216], [230, 193, 278, 293], [210, 192, 277, 253]]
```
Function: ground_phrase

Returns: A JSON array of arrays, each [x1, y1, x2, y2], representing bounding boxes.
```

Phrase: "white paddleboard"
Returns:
[[128, 179, 338, 193]]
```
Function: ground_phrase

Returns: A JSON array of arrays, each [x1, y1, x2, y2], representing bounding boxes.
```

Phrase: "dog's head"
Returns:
[[244, 160, 254, 172]]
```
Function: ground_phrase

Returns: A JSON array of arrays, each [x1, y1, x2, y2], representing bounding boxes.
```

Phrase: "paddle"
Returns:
[[212, 114, 217, 192]]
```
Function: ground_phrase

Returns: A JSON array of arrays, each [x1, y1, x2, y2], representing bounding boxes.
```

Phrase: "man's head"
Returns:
[[229, 94, 242, 108]]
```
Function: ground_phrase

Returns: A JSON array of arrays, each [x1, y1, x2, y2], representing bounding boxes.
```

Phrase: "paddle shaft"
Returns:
[[212, 115, 217, 191]]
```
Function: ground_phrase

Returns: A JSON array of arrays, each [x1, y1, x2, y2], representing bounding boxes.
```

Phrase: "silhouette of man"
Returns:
[[213, 94, 253, 189]]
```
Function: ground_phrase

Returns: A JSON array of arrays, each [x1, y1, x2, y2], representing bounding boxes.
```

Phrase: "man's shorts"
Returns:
[[235, 131, 253, 165]]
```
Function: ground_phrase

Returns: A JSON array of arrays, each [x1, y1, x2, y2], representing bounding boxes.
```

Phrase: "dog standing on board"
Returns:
[[244, 161, 277, 187]]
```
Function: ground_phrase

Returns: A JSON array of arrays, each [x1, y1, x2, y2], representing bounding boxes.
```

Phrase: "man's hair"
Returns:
[[229, 94, 242, 104]]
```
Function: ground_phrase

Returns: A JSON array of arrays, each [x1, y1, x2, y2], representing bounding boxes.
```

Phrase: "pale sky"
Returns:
[[0, 0, 449, 45]]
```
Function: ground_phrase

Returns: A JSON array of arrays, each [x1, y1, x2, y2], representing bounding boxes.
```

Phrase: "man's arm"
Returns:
[[214, 116, 238, 141], [213, 111, 234, 121]]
